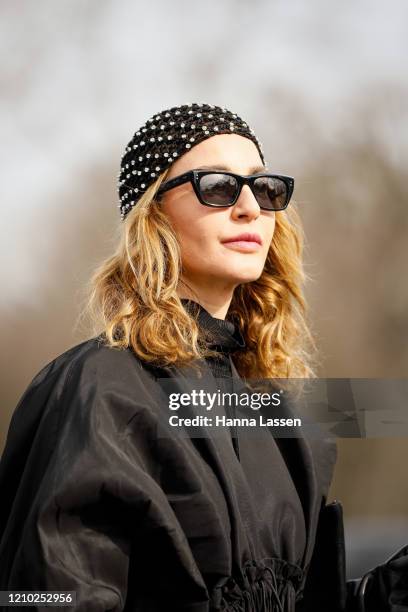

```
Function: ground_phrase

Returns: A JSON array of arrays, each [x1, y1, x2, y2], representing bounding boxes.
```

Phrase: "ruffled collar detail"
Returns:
[[181, 299, 246, 354]]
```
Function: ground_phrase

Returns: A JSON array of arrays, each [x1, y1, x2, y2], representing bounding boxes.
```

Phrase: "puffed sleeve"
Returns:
[[0, 345, 210, 611]]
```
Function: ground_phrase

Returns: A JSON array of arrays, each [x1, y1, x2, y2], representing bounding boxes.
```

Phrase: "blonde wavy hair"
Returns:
[[77, 167, 320, 382]]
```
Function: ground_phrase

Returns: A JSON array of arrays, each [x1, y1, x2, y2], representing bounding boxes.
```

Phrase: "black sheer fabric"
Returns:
[[181, 297, 245, 349]]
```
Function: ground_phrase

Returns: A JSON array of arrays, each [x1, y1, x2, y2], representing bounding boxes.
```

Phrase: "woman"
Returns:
[[0, 102, 350, 611]]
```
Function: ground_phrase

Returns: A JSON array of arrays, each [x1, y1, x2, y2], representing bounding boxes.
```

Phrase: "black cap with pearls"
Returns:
[[117, 102, 266, 220]]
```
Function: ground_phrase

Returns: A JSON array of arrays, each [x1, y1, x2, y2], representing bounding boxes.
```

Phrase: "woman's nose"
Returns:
[[231, 185, 260, 218]]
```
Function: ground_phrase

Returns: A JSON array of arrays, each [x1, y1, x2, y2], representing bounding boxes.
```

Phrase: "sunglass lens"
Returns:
[[198, 173, 239, 206], [253, 177, 288, 210]]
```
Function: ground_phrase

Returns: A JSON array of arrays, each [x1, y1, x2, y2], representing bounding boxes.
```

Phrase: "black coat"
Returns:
[[0, 313, 347, 611]]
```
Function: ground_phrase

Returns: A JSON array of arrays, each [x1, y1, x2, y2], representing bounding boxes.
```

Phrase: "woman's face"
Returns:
[[159, 134, 275, 299]]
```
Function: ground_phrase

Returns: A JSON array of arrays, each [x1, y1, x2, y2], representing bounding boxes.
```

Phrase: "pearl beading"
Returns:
[[118, 102, 265, 220]]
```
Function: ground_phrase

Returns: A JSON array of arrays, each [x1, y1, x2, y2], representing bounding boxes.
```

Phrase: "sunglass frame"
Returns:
[[157, 169, 295, 210]]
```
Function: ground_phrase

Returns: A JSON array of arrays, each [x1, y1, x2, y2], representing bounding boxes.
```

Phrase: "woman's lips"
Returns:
[[222, 240, 262, 252]]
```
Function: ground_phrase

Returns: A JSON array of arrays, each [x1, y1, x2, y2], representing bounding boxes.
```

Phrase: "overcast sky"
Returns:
[[1, 0, 407, 304]]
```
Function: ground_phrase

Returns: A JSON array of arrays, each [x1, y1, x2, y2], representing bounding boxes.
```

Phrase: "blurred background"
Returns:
[[1, 0, 407, 580]]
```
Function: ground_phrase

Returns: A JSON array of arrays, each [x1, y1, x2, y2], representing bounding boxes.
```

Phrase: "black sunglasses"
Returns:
[[156, 170, 294, 211]]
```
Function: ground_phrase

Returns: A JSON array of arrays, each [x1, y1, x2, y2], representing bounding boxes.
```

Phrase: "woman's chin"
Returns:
[[216, 268, 264, 285]]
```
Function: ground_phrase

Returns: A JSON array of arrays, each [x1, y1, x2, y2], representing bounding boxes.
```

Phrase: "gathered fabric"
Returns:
[[211, 557, 305, 612]]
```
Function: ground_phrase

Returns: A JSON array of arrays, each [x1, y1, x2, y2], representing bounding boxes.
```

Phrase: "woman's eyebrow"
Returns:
[[196, 164, 267, 173]]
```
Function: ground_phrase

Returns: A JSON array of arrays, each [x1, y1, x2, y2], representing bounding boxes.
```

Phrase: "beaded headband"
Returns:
[[117, 102, 266, 220]]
